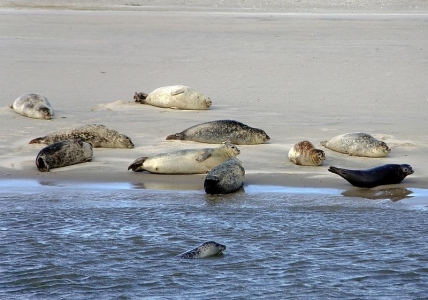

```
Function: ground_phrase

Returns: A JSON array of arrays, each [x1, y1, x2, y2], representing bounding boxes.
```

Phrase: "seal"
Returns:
[[320, 132, 390, 158], [288, 140, 325, 166], [128, 142, 240, 174], [328, 164, 414, 188], [166, 120, 270, 145], [177, 241, 226, 259], [134, 85, 212, 110], [204, 158, 245, 194], [29, 124, 134, 148], [11, 93, 54, 120], [35, 139, 93, 172]]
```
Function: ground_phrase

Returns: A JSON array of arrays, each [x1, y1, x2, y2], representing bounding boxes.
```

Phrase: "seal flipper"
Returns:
[[128, 157, 148, 172], [134, 92, 148, 104], [36, 157, 49, 172], [328, 166, 347, 177], [196, 150, 212, 162], [29, 136, 46, 144], [170, 87, 187, 96], [166, 133, 185, 140]]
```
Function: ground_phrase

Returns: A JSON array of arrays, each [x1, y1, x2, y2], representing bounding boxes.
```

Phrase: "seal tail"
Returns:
[[29, 137, 46, 144], [128, 157, 148, 172], [36, 157, 49, 172], [328, 166, 347, 177], [166, 133, 185, 140], [134, 92, 148, 104]]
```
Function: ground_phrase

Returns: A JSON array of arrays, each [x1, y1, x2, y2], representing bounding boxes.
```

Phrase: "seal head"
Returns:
[[177, 241, 226, 259]]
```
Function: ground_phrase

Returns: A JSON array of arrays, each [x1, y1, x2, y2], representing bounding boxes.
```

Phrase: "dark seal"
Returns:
[[328, 164, 414, 188], [204, 158, 245, 194]]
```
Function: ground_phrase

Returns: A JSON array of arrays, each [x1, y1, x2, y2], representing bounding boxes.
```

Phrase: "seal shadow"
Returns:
[[341, 187, 413, 202]]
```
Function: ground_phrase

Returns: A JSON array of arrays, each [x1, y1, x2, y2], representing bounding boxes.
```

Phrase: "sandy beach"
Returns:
[[1, 1, 428, 191]]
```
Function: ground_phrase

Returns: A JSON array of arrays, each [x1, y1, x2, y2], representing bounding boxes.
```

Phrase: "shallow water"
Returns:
[[1, 180, 428, 299]]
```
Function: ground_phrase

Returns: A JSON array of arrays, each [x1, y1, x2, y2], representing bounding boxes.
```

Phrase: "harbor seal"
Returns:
[[166, 120, 270, 145], [128, 142, 240, 174], [288, 140, 325, 166], [320, 132, 390, 158], [29, 124, 134, 148], [35, 139, 93, 172], [11, 93, 53, 120], [204, 158, 245, 194], [328, 164, 414, 188], [177, 241, 226, 259], [134, 85, 212, 110]]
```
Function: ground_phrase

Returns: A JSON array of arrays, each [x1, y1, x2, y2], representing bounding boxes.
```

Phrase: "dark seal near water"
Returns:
[[204, 158, 245, 194], [166, 120, 270, 145], [11, 93, 54, 120], [328, 164, 414, 188], [29, 124, 134, 148], [177, 241, 226, 259], [36, 139, 93, 172]]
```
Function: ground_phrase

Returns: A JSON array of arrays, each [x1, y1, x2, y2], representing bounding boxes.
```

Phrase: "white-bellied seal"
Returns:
[[166, 120, 270, 145], [288, 140, 325, 166], [35, 139, 93, 172], [128, 142, 240, 174], [177, 241, 226, 259], [328, 164, 413, 188], [320, 132, 390, 158], [11, 93, 54, 120], [204, 158, 245, 194], [134, 85, 212, 110], [29, 124, 134, 148]]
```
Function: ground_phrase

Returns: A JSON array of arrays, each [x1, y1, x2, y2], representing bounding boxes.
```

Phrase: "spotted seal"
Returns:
[[288, 140, 325, 166], [35, 139, 93, 172], [204, 158, 245, 194], [29, 124, 134, 148], [177, 241, 226, 259], [328, 164, 413, 188], [128, 143, 240, 174], [320, 132, 390, 158], [166, 120, 270, 145], [134, 85, 212, 110], [11, 93, 54, 120]]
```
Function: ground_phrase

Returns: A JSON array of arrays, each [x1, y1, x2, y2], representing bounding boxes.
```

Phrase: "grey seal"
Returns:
[[128, 142, 240, 174], [134, 85, 212, 110], [35, 139, 93, 172], [321, 132, 390, 158], [328, 164, 414, 188], [177, 241, 226, 259], [29, 124, 134, 148], [204, 158, 245, 194], [288, 140, 325, 166], [166, 120, 270, 145], [11, 93, 54, 120]]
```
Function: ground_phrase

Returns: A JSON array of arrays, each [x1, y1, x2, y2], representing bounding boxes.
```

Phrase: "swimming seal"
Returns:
[[288, 140, 325, 166], [321, 132, 390, 158], [128, 143, 240, 174], [11, 93, 54, 120], [177, 241, 226, 259], [35, 139, 93, 172], [328, 164, 414, 188], [134, 85, 212, 110], [204, 158, 245, 194], [29, 124, 134, 148], [166, 120, 270, 145]]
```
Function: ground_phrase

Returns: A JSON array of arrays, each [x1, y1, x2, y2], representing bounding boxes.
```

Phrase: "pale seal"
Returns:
[[128, 142, 240, 174], [134, 85, 212, 110], [328, 164, 413, 188], [29, 124, 134, 148], [11, 93, 54, 120], [35, 139, 93, 172], [177, 241, 226, 259], [288, 140, 325, 166], [166, 120, 270, 145], [204, 158, 245, 194], [320, 132, 390, 158]]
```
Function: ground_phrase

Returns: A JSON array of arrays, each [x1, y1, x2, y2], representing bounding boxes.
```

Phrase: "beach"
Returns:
[[1, 1, 428, 191]]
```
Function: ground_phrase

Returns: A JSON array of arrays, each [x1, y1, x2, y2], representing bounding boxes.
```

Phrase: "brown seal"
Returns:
[[288, 141, 325, 166]]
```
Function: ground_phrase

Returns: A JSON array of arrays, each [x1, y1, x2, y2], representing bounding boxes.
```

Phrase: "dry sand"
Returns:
[[1, 1, 427, 191]]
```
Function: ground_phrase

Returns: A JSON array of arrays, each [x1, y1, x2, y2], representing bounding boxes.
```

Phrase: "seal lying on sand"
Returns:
[[11, 93, 54, 120], [177, 241, 226, 259], [29, 124, 134, 148], [166, 120, 270, 145], [288, 140, 325, 166], [328, 164, 413, 188], [128, 143, 240, 174], [35, 139, 93, 172], [321, 132, 390, 158], [134, 85, 212, 110], [204, 158, 245, 194]]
